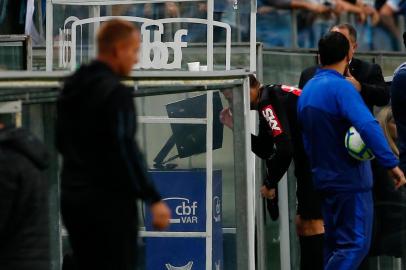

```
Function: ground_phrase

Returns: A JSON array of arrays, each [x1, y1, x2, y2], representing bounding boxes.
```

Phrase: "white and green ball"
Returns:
[[345, 126, 375, 161]]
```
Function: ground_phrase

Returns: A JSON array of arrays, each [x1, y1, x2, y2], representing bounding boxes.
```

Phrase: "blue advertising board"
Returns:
[[145, 170, 223, 270]]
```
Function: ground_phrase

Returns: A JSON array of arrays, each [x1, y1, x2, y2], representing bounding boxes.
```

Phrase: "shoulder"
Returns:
[[0, 147, 29, 176], [109, 84, 134, 103], [336, 76, 358, 91], [353, 58, 381, 73], [394, 62, 406, 77], [300, 66, 318, 79], [260, 85, 285, 104], [302, 65, 318, 74], [392, 63, 406, 92]]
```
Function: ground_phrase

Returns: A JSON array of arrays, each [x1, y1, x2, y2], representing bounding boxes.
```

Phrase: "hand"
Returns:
[[345, 70, 361, 92], [389, 166, 406, 189], [313, 3, 332, 14], [220, 107, 233, 129], [357, 11, 367, 24], [260, 185, 276, 199], [151, 201, 171, 230], [363, 5, 380, 25]]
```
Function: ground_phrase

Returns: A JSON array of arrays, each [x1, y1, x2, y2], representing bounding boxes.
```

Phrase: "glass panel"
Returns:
[[134, 87, 243, 269], [51, 1, 253, 71], [0, 42, 25, 70]]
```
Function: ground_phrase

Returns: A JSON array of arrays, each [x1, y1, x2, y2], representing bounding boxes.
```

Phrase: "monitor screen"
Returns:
[[166, 92, 224, 159]]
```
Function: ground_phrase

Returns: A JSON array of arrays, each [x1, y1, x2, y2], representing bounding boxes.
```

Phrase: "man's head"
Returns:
[[331, 23, 357, 60], [318, 31, 350, 71], [97, 19, 141, 76], [249, 74, 261, 107]]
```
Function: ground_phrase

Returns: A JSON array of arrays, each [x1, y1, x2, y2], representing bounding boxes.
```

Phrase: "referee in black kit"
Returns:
[[56, 20, 170, 270]]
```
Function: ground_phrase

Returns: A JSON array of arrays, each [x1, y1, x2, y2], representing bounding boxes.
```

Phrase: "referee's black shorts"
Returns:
[[296, 175, 323, 220]]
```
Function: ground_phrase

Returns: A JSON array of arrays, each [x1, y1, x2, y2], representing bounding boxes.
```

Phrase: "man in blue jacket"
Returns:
[[298, 31, 406, 270]]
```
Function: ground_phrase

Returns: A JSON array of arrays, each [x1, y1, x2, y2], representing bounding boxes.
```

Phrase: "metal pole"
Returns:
[[37, 0, 45, 40], [245, 76, 256, 270], [291, 10, 298, 49], [26, 36, 33, 71], [89, 6, 101, 59], [234, 77, 250, 270], [398, 16, 405, 52], [250, 0, 257, 72], [205, 90, 214, 270], [207, 0, 214, 70], [46, 0, 53, 71], [254, 43, 267, 270], [279, 173, 291, 270]]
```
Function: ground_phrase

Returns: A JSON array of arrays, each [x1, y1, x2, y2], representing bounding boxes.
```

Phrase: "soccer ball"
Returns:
[[345, 126, 375, 161]]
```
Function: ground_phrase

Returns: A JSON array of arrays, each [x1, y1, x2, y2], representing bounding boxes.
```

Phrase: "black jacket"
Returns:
[[56, 61, 161, 204], [299, 58, 389, 112], [0, 128, 50, 270], [252, 85, 294, 189]]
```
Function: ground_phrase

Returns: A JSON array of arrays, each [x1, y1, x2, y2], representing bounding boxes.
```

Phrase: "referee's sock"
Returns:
[[299, 234, 324, 270]]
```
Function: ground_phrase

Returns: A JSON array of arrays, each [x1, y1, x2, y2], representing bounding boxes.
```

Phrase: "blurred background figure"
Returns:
[[0, 119, 50, 270], [359, 107, 406, 268], [57, 20, 170, 270]]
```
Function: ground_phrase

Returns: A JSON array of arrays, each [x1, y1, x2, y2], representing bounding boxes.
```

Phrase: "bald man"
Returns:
[[57, 20, 170, 270]]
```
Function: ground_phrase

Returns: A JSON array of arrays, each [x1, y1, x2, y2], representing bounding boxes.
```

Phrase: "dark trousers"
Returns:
[[61, 188, 138, 270], [322, 190, 373, 270]]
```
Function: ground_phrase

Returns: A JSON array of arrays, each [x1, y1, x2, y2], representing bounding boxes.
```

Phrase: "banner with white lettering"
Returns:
[[145, 170, 223, 270]]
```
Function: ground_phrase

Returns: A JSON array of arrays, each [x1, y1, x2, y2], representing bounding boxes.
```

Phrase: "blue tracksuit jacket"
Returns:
[[298, 69, 398, 193]]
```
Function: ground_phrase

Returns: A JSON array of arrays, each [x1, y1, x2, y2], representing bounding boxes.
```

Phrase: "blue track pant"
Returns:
[[322, 190, 373, 270]]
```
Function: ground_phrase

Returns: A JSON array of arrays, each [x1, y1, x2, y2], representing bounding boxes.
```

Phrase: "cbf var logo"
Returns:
[[164, 197, 198, 224], [139, 22, 188, 69]]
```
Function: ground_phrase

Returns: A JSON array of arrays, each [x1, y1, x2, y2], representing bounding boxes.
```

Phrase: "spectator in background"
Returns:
[[0, 121, 50, 270], [257, 0, 331, 48], [302, 0, 374, 48], [299, 23, 389, 112], [358, 106, 406, 269], [186, 0, 236, 43], [378, 0, 404, 43], [370, 107, 406, 258], [260, 0, 330, 13]]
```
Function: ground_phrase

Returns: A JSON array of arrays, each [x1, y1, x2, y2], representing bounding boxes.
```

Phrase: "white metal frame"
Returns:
[[0, 101, 22, 127], [46, 0, 256, 72], [64, 16, 232, 71], [138, 94, 215, 270]]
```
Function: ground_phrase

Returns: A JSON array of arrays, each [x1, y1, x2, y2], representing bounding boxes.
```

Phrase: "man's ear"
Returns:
[[347, 53, 351, 63]]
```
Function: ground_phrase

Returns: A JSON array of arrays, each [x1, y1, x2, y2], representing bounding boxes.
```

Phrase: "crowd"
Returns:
[[3, 0, 406, 51], [257, 0, 406, 50]]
